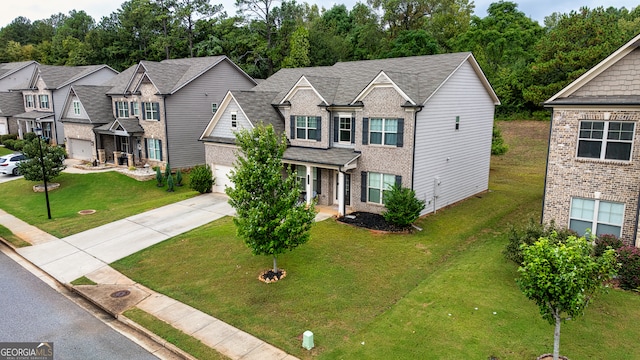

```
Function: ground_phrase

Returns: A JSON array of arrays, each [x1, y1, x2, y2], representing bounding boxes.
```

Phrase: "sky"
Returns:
[[1, 0, 638, 29]]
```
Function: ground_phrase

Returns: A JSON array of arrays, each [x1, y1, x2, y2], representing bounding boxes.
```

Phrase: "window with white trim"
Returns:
[[231, 112, 237, 128], [295, 165, 318, 192], [147, 138, 161, 160], [367, 172, 396, 204], [144, 102, 160, 120], [296, 116, 317, 140], [131, 102, 140, 116], [116, 101, 129, 118], [339, 117, 352, 142], [569, 198, 624, 237], [73, 100, 81, 115], [370, 118, 397, 145], [39, 94, 49, 109], [25, 95, 35, 108], [578, 121, 634, 161]]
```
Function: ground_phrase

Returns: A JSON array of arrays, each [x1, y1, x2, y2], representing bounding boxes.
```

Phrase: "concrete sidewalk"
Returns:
[[0, 193, 300, 360]]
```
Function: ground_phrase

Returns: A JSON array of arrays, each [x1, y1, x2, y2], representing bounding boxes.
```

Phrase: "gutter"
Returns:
[[410, 105, 424, 190], [540, 108, 554, 224]]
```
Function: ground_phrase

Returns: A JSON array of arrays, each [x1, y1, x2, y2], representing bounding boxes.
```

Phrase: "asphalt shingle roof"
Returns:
[[282, 147, 361, 167], [14, 111, 54, 120], [94, 119, 144, 134], [0, 92, 26, 116], [232, 91, 284, 134], [62, 85, 113, 124], [545, 95, 640, 106], [38, 65, 111, 89], [0, 61, 36, 79]]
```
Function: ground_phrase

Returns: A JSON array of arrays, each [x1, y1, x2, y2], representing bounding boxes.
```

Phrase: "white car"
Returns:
[[0, 153, 26, 176]]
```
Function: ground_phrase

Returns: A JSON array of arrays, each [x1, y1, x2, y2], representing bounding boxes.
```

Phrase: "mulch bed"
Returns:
[[337, 211, 409, 232]]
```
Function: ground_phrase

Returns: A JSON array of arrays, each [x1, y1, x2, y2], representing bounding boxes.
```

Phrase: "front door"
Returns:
[[335, 173, 351, 205]]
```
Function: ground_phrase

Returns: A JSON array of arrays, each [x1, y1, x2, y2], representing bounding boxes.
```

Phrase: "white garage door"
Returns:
[[0, 118, 7, 135], [213, 165, 234, 193], [68, 139, 93, 161]]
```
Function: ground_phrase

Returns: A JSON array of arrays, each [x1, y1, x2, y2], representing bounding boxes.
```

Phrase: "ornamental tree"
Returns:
[[226, 124, 315, 275], [517, 235, 618, 360], [17, 138, 66, 182]]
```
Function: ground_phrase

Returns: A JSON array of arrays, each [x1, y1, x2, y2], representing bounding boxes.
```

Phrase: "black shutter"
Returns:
[[351, 117, 356, 143], [397, 118, 404, 147], [158, 139, 163, 160], [395, 175, 402, 187], [333, 116, 339, 142], [144, 138, 148, 158], [142, 102, 147, 120], [153, 103, 160, 120], [316, 168, 321, 194], [130, 102, 134, 116], [316, 116, 322, 141], [362, 117, 369, 145], [361, 171, 367, 202], [290, 115, 295, 139]]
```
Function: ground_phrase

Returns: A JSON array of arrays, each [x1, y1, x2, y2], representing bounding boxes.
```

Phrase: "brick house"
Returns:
[[543, 33, 640, 246], [200, 53, 499, 216]]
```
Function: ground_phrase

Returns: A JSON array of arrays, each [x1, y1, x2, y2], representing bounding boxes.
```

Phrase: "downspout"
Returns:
[[410, 105, 424, 191], [540, 108, 554, 224], [52, 91, 59, 145], [162, 95, 170, 168]]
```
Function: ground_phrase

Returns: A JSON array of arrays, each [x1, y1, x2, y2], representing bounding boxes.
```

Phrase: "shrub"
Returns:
[[503, 219, 577, 264], [164, 162, 171, 180], [594, 234, 624, 257], [382, 183, 426, 228], [155, 166, 163, 187], [617, 246, 640, 291], [189, 164, 214, 194], [3, 139, 25, 151], [175, 169, 183, 186], [166, 174, 175, 192], [491, 124, 509, 155], [24, 132, 37, 141], [0, 134, 17, 144]]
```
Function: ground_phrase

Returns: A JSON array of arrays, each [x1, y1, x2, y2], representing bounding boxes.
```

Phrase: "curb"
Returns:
[[0, 237, 197, 360]]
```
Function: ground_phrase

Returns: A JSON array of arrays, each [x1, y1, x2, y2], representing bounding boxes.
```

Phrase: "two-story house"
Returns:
[[67, 56, 257, 169], [543, 33, 640, 246], [200, 53, 499, 216], [14, 64, 118, 144], [0, 61, 38, 92]]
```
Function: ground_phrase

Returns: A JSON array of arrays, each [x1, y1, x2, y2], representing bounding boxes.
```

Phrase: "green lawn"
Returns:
[[0, 147, 14, 156], [112, 121, 640, 359], [0, 171, 198, 237]]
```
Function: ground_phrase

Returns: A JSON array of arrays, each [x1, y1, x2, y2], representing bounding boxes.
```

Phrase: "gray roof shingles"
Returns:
[[0, 92, 26, 116], [232, 91, 284, 134], [282, 147, 361, 167], [62, 85, 114, 124], [38, 64, 110, 89]]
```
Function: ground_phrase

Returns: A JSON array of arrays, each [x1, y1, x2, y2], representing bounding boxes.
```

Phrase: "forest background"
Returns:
[[1, 0, 638, 119]]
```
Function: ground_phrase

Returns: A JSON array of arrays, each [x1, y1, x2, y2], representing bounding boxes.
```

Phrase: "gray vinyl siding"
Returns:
[[165, 59, 255, 168], [413, 60, 495, 215], [63, 95, 88, 120], [0, 63, 37, 91], [209, 99, 252, 138]]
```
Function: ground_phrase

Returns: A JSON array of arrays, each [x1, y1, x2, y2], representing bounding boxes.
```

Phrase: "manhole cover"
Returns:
[[78, 209, 96, 215], [110, 290, 131, 298]]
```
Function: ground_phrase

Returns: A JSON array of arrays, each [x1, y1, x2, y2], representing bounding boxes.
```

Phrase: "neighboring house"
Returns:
[[543, 33, 640, 246], [13, 64, 118, 145], [59, 85, 114, 161], [0, 92, 24, 135], [0, 61, 38, 92], [88, 56, 257, 169], [201, 53, 500, 216]]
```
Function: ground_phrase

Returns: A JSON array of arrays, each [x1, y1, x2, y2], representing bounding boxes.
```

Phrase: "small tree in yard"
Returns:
[[17, 138, 66, 182], [175, 169, 183, 186], [226, 124, 315, 279], [155, 167, 163, 187], [383, 183, 425, 228], [189, 164, 214, 193], [166, 174, 175, 192], [517, 235, 618, 360]]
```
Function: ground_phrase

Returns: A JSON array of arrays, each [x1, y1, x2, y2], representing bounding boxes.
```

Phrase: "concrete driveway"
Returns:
[[0, 173, 22, 183]]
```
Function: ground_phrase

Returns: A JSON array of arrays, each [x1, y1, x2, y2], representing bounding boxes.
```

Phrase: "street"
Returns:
[[0, 248, 159, 360]]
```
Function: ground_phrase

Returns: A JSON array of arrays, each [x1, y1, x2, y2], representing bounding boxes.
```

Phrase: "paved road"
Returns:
[[0, 173, 21, 183], [0, 250, 159, 360]]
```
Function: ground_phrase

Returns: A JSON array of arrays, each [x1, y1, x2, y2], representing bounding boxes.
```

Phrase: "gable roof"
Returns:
[[546, 33, 640, 105], [0, 61, 38, 79], [0, 92, 25, 116], [233, 90, 283, 133], [62, 85, 113, 125], [107, 56, 256, 96], [252, 52, 498, 106], [35, 64, 117, 90]]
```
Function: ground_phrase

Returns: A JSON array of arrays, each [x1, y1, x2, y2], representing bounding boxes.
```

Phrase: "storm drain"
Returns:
[[110, 290, 131, 298]]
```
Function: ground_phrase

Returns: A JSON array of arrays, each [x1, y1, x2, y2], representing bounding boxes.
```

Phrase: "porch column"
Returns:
[[98, 149, 105, 164], [306, 165, 313, 206], [338, 171, 345, 216], [127, 153, 134, 167]]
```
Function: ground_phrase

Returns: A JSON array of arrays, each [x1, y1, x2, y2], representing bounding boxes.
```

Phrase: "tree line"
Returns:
[[1, 0, 639, 118]]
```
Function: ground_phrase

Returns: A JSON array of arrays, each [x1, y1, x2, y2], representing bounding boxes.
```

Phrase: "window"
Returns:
[[131, 102, 140, 116], [367, 172, 396, 204], [339, 117, 352, 142], [147, 138, 162, 160], [455, 116, 460, 130], [578, 121, 634, 161], [73, 100, 81, 115], [296, 116, 317, 140], [231, 112, 237, 128], [116, 101, 129, 118], [570, 198, 624, 237], [295, 165, 318, 193], [121, 136, 130, 153], [212, 103, 218, 114], [370, 118, 398, 146], [25, 95, 35, 108], [143, 102, 160, 121], [41, 122, 52, 140], [39, 95, 49, 109]]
